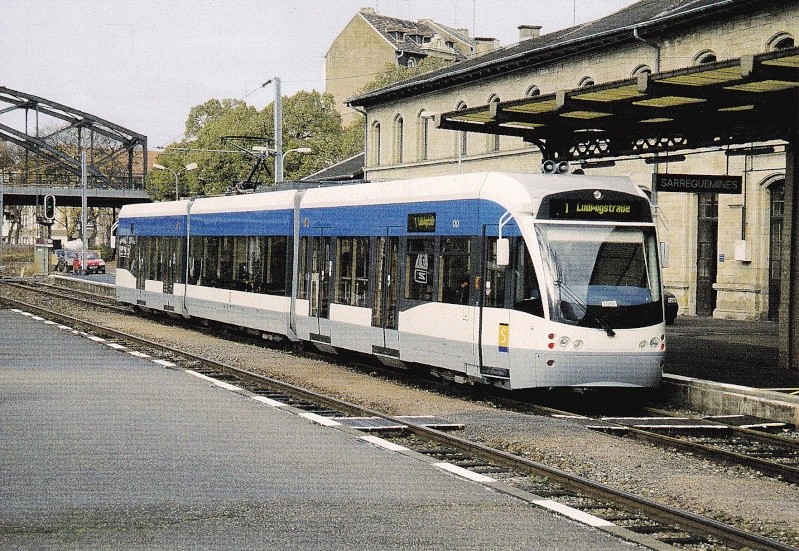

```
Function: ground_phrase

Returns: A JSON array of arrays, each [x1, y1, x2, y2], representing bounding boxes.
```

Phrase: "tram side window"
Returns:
[[438, 237, 471, 304], [187, 236, 203, 285], [335, 237, 369, 306], [298, 237, 309, 299], [117, 235, 133, 272], [263, 236, 289, 296], [484, 238, 507, 308], [513, 239, 543, 317], [405, 238, 434, 301]]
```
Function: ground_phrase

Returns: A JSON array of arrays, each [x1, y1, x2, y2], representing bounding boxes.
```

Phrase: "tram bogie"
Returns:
[[116, 172, 665, 390]]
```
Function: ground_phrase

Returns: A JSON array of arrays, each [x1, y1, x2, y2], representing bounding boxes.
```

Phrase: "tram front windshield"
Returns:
[[537, 224, 662, 331]]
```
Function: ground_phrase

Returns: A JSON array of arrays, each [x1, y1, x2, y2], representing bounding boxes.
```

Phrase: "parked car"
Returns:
[[73, 251, 106, 274], [54, 249, 77, 272], [664, 290, 678, 325]]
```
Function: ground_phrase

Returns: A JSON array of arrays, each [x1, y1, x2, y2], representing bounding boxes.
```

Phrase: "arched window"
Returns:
[[370, 122, 381, 166], [487, 95, 501, 153], [768, 179, 785, 320], [632, 64, 652, 78], [456, 101, 468, 157], [526, 85, 541, 97], [578, 76, 595, 88], [768, 33, 795, 51], [393, 115, 404, 164], [417, 109, 432, 161], [694, 50, 717, 65]]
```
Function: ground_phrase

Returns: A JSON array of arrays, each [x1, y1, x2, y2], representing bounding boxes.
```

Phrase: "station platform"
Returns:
[[0, 308, 639, 550]]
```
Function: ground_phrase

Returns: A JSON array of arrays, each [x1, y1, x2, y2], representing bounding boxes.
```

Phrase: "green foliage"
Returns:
[[359, 57, 453, 94], [148, 91, 363, 200]]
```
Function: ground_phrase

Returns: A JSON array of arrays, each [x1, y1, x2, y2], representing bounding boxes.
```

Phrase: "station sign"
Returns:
[[653, 174, 742, 194]]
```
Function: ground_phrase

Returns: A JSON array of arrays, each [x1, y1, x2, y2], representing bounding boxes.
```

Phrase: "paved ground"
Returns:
[[0, 309, 642, 551], [665, 316, 786, 388]]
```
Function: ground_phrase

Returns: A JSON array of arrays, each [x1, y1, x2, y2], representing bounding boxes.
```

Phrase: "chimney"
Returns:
[[518, 25, 542, 41], [360, 7, 376, 14], [473, 37, 500, 57]]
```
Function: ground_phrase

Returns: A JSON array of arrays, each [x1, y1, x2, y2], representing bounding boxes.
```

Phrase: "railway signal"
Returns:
[[44, 195, 56, 220]]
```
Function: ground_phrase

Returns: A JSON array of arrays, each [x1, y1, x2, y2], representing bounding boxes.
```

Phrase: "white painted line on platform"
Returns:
[[86, 335, 106, 342], [104, 342, 127, 350], [532, 499, 615, 528], [433, 462, 496, 483], [11, 309, 23, 313], [152, 359, 177, 368], [251, 396, 286, 407], [57, 325, 73, 330], [31, 316, 44, 321], [43, 320, 57, 325], [299, 412, 343, 427], [360, 435, 409, 452], [185, 369, 243, 391], [127, 351, 151, 358]]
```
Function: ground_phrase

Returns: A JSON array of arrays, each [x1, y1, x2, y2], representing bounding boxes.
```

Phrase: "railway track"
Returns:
[[2, 286, 797, 550], [516, 399, 799, 485]]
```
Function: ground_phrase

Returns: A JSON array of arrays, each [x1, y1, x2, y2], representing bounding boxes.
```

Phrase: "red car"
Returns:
[[73, 251, 106, 274]]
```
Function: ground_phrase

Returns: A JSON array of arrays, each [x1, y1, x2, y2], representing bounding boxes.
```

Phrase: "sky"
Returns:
[[0, 0, 638, 149]]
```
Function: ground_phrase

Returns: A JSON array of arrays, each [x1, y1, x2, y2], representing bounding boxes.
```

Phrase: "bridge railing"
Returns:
[[0, 172, 146, 191]]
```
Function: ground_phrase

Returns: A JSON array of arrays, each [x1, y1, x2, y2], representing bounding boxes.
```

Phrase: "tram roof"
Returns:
[[434, 47, 799, 160]]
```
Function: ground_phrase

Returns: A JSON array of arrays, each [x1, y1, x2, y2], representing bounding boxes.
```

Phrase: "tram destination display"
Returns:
[[407, 212, 436, 232], [544, 197, 648, 222], [654, 173, 743, 194]]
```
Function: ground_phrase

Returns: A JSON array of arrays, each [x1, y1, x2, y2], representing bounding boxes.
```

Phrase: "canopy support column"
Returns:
[[780, 134, 799, 383]]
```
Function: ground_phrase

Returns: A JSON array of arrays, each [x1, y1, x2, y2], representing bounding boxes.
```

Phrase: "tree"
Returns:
[[149, 90, 362, 200]]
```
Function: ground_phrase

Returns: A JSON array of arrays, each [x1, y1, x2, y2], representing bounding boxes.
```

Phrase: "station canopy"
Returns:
[[436, 46, 799, 161]]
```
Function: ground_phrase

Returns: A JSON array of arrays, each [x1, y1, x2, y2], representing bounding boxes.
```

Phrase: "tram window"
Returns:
[[438, 237, 471, 304], [298, 237, 309, 299], [335, 237, 369, 306], [188, 236, 203, 285], [405, 238, 434, 301], [264, 236, 289, 296], [513, 239, 543, 317], [117, 236, 133, 271], [484, 238, 507, 308]]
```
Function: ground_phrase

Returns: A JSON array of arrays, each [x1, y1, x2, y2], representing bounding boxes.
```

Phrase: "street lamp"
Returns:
[[153, 162, 198, 200]]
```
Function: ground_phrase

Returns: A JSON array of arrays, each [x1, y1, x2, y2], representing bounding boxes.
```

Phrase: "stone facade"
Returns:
[[347, 0, 798, 321]]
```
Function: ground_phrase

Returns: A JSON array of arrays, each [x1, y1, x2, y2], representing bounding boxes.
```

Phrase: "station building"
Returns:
[[345, 0, 798, 323]]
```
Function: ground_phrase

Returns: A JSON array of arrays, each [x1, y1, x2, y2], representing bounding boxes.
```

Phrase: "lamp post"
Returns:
[[153, 162, 198, 200]]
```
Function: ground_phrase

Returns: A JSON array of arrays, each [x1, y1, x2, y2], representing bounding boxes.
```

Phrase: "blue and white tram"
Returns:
[[116, 172, 665, 389]]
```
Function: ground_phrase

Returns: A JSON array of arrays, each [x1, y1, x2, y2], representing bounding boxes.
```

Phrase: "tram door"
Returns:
[[309, 234, 332, 341], [696, 194, 718, 316], [372, 235, 400, 354]]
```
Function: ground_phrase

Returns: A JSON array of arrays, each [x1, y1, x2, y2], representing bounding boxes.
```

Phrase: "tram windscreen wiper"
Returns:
[[554, 280, 616, 337]]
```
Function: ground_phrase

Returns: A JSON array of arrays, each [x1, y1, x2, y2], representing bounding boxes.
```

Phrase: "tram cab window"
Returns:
[[439, 238, 471, 304], [405, 238, 434, 301], [335, 237, 369, 306], [513, 239, 543, 317]]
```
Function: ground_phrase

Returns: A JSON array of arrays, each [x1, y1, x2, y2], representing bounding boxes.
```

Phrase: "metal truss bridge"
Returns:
[[0, 86, 149, 208]]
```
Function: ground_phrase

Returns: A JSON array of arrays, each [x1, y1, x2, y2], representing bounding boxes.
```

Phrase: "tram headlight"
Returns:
[[558, 336, 570, 348], [650, 337, 660, 349], [573, 340, 583, 350], [639, 340, 648, 350]]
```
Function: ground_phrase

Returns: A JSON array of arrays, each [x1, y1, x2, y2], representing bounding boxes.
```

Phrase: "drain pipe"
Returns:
[[633, 26, 660, 73]]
